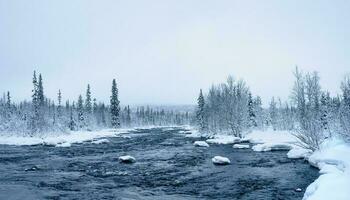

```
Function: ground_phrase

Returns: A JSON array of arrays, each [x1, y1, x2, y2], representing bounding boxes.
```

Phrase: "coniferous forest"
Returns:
[[0, 71, 193, 136]]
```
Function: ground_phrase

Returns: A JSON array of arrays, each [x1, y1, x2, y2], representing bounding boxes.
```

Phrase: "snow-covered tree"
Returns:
[[110, 79, 120, 128], [248, 92, 257, 128], [340, 75, 350, 139], [77, 95, 85, 129], [291, 67, 324, 150], [196, 89, 207, 132]]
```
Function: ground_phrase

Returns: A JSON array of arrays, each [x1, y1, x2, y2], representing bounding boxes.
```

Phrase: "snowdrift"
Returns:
[[0, 128, 132, 146]]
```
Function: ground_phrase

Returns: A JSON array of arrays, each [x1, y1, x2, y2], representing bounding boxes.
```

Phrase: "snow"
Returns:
[[212, 156, 231, 165], [287, 147, 312, 159], [303, 138, 350, 200], [193, 141, 209, 147], [0, 128, 132, 146], [118, 155, 136, 163], [244, 130, 297, 152], [206, 135, 240, 145], [244, 129, 298, 144], [55, 142, 71, 147], [244, 129, 350, 200], [91, 139, 109, 144], [233, 144, 250, 149], [252, 143, 293, 152]]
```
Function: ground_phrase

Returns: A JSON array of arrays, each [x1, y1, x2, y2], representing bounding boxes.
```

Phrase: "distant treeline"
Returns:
[[196, 67, 350, 150], [0, 71, 193, 136]]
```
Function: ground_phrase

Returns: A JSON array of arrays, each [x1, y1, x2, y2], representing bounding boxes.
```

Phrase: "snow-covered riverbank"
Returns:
[[186, 127, 350, 200], [244, 130, 350, 200], [0, 129, 131, 146], [0, 126, 185, 147]]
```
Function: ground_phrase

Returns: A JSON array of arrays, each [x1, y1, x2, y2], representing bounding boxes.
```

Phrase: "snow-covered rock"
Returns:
[[55, 142, 71, 147], [212, 156, 231, 165], [252, 143, 293, 152], [194, 141, 210, 147], [118, 155, 136, 163], [91, 139, 109, 144], [287, 147, 312, 159], [233, 144, 250, 149], [206, 135, 240, 145]]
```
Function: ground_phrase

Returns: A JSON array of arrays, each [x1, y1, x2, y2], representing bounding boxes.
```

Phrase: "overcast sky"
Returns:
[[0, 0, 349, 105]]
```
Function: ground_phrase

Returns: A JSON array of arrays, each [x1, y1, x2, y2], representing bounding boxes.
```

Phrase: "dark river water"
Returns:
[[0, 127, 319, 200]]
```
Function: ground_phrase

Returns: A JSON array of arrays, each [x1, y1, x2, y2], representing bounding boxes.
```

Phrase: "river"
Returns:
[[0, 127, 319, 200]]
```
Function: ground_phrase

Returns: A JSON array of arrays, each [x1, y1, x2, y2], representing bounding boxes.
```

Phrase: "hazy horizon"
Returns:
[[1, 0, 349, 105]]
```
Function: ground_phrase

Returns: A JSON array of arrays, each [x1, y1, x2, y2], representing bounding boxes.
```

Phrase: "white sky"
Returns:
[[0, 0, 349, 105]]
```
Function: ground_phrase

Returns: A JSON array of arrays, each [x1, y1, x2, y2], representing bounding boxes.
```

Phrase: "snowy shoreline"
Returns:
[[186, 127, 350, 200], [244, 131, 350, 200], [0, 125, 181, 147]]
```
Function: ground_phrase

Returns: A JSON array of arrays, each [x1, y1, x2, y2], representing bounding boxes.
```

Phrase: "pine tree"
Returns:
[[196, 89, 207, 132], [38, 74, 45, 106], [31, 71, 40, 134], [85, 84, 92, 114], [5, 91, 12, 119], [110, 79, 120, 128]]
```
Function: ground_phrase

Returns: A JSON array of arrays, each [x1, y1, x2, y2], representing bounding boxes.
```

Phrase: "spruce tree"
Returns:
[[110, 79, 120, 128], [85, 84, 92, 114], [38, 74, 45, 106], [31, 71, 40, 134], [196, 89, 207, 132]]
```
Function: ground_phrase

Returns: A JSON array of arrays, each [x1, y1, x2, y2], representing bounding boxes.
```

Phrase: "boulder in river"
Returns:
[[194, 141, 210, 147], [212, 156, 231, 165], [118, 155, 136, 163]]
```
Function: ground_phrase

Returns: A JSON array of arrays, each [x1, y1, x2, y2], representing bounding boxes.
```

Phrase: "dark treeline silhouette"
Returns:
[[0, 71, 193, 136]]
